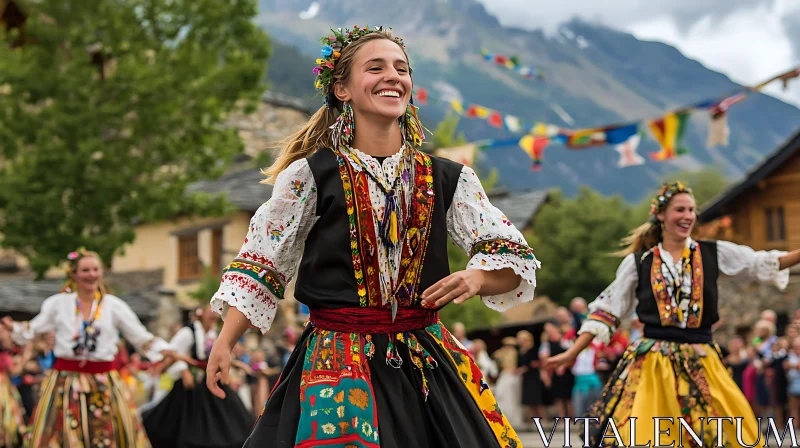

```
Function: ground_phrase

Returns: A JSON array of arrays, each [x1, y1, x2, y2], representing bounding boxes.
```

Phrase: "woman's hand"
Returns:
[[206, 343, 232, 399], [542, 350, 578, 371], [181, 369, 196, 389], [2, 316, 14, 331], [421, 270, 485, 308]]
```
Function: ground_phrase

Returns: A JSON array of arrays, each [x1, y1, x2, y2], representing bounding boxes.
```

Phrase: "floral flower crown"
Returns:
[[649, 181, 693, 223], [66, 247, 89, 262], [313, 25, 407, 106]]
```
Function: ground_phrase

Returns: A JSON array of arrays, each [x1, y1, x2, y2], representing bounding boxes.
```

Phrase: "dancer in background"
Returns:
[[545, 181, 800, 446], [538, 321, 574, 419], [0, 320, 30, 447], [143, 306, 253, 448], [4, 248, 171, 447], [205, 25, 541, 447]]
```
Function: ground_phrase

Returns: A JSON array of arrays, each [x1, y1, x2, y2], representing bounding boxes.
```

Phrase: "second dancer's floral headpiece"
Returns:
[[649, 181, 693, 224]]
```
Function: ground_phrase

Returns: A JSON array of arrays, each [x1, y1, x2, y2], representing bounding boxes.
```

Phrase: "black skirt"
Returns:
[[142, 375, 255, 448], [243, 322, 522, 448]]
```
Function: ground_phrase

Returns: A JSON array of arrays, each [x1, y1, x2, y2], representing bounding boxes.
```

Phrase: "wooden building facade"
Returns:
[[699, 129, 800, 339]]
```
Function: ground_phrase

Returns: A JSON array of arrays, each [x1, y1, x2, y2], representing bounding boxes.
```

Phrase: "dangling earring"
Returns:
[[401, 97, 426, 148], [330, 101, 355, 150]]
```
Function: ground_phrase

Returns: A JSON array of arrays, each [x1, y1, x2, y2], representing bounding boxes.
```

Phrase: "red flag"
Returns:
[[415, 87, 428, 105], [488, 112, 504, 128]]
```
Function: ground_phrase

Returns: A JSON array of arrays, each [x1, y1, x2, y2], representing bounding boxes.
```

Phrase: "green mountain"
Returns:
[[257, 0, 800, 202]]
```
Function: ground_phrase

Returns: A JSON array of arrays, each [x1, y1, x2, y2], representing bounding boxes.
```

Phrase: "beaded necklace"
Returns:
[[73, 291, 104, 357]]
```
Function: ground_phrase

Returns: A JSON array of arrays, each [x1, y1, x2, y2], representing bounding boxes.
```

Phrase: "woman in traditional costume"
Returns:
[[205, 25, 541, 448], [142, 306, 253, 447], [0, 321, 29, 447], [544, 182, 800, 447], [4, 249, 171, 447]]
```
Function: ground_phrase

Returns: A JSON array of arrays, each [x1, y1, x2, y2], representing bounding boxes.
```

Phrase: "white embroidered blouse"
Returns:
[[165, 321, 217, 379], [12, 293, 170, 362], [579, 238, 790, 344], [211, 147, 541, 333]]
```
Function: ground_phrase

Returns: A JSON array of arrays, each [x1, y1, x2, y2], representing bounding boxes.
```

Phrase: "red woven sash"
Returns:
[[309, 307, 438, 333], [54, 358, 115, 374]]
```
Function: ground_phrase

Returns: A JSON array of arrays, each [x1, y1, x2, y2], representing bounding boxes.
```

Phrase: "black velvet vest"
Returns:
[[293, 149, 463, 309], [186, 324, 206, 361], [634, 241, 719, 343]]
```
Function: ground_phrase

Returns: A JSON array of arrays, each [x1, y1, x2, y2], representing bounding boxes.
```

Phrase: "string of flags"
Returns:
[[414, 67, 800, 171], [479, 49, 545, 80]]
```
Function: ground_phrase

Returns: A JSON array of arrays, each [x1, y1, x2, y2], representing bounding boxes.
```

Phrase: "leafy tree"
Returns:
[[428, 111, 467, 151], [0, 0, 270, 276], [526, 187, 635, 305], [439, 240, 504, 332], [188, 265, 222, 303], [429, 113, 502, 331]]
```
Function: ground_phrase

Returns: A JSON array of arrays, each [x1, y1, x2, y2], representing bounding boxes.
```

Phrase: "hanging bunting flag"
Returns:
[[604, 124, 639, 145], [519, 135, 550, 171], [488, 111, 504, 128], [605, 124, 643, 167], [707, 113, 730, 148], [752, 67, 800, 91], [649, 111, 690, 160], [706, 93, 745, 148], [479, 49, 544, 80], [565, 128, 607, 149], [532, 122, 549, 136], [412, 65, 797, 171], [434, 144, 477, 167], [614, 134, 644, 168], [503, 115, 522, 133], [415, 87, 428, 105]]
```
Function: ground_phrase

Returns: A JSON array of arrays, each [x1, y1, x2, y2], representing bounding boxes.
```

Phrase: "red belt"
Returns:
[[54, 358, 115, 374], [309, 307, 438, 333], [189, 360, 208, 369]]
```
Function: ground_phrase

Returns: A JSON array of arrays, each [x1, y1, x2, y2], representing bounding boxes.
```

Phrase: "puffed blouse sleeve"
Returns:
[[716, 241, 790, 290], [578, 254, 639, 345], [11, 294, 59, 345], [446, 166, 541, 312], [210, 159, 318, 334], [112, 295, 171, 362]]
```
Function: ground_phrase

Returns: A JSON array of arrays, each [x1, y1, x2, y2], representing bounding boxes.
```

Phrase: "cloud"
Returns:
[[475, 0, 775, 35], [627, 2, 800, 106], [475, 0, 800, 106]]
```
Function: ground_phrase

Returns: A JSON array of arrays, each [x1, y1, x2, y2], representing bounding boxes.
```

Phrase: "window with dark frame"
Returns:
[[178, 233, 201, 281], [765, 207, 786, 242], [211, 228, 223, 274]]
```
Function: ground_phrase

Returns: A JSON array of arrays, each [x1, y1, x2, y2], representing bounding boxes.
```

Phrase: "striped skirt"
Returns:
[[0, 373, 26, 447], [25, 364, 150, 448]]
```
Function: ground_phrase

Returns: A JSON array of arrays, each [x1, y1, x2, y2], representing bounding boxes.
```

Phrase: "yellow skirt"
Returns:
[[586, 338, 760, 447], [0, 372, 26, 447], [25, 369, 150, 448]]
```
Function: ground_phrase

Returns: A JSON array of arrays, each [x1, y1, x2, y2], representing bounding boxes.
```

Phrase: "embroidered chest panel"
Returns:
[[649, 245, 705, 328], [335, 149, 435, 308]]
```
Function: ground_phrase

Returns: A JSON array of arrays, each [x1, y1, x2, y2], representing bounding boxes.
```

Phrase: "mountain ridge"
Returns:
[[257, 0, 800, 202]]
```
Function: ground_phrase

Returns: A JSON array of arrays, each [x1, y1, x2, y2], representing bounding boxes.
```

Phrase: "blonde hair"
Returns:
[[64, 250, 109, 296], [614, 191, 695, 257], [754, 319, 776, 338], [262, 30, 410, 184]]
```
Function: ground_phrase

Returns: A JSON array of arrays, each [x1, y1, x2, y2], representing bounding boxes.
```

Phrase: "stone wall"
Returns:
[[714, 272, 800, 344]]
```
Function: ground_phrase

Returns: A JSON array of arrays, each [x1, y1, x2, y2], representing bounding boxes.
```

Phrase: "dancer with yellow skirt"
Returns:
[[5, 249, 172, 447], [545, 181, 800, 447]]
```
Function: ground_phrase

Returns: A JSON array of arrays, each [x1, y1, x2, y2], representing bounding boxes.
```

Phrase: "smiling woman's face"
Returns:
[[657, 193, 696, 240], [335, 38, 412, 123]]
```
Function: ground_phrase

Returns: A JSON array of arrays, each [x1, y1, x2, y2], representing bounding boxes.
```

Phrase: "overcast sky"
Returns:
[[476, 0, 800, 107]]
